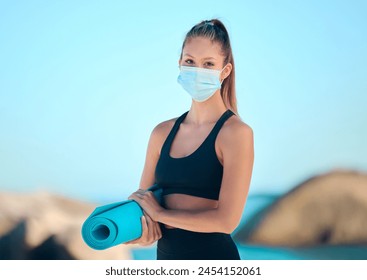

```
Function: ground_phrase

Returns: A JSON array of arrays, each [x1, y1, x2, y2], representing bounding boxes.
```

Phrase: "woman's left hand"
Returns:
[[128, 189, 165, 222]]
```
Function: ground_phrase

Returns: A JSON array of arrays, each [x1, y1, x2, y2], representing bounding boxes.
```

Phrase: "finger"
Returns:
[[134, 193, 144, 200], [153, 221, 162, 240], [144, 214, 154, 240], [148, 217, 157, 234], [158, 227, 162, 239], [143, 191, 153, 200], [143, 210, 150, 219], [129, 193, 142, 202], [129, 192, 137, 199], [140, 215, 149, 239], [156, 222, 162, 237], [143, 210, 154, 222], [144, 212, 154, 225], [124, 237, 138, 245], [150, 220, 161, 242], [142, 215, 154, 246], [146, 215, 158, 245]]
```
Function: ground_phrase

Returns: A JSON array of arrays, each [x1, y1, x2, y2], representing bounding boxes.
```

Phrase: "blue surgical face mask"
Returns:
[[177, 65, 225, 102]]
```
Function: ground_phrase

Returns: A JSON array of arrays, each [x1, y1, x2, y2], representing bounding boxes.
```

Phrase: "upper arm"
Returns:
[[138, 120, 174, 190], [217, 122, 254, 232]]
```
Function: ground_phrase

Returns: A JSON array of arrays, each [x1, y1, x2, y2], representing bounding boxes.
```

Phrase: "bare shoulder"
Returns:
[[151, 116, 178, 139], [150, 116, 179, 155], [221, 115, 254, 141], [217, 114, 254, 155]]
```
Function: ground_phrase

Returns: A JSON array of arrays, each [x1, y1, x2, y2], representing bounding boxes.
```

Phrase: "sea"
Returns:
[[130, 194, 367, 260]]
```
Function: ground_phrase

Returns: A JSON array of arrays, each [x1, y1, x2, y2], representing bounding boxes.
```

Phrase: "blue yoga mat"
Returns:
[[81, 184, 162, 250]]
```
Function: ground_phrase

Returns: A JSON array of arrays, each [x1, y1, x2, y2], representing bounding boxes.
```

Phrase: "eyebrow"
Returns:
[[183, 53, 217, 60]]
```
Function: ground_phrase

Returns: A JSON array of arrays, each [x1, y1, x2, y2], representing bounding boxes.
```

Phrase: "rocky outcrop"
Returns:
[[0, 191, 139, 259], [235, 169, 367, 247]]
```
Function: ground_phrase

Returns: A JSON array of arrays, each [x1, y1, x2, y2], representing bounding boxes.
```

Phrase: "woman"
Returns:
[[126, 19, 254, 260]]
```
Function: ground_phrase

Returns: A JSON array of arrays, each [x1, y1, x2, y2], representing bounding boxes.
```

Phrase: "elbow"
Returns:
[[222, 223, 239, 235], [220, 217, 241, 234]]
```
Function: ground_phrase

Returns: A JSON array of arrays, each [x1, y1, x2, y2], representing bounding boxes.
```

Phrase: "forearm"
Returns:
[[157, 208, 232, 233]]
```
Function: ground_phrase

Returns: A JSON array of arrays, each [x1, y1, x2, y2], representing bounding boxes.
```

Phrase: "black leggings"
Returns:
[[157, 224, 240, 260]]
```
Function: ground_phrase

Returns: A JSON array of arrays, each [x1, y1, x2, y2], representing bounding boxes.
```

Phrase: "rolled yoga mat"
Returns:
[[81, 184, 162, 250]]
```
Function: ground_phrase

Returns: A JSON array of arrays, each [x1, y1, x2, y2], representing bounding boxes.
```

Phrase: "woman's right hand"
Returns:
[[124, 211, 162, 246]]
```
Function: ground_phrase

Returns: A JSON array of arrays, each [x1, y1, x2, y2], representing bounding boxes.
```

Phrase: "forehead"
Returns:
[[183, 37, 223, 58]]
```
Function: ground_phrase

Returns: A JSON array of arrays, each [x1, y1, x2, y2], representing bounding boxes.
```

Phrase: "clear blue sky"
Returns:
[[1, 1, 366, 202]]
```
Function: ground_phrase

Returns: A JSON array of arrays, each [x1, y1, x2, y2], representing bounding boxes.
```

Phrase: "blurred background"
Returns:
[[0, 0, 366, 260]]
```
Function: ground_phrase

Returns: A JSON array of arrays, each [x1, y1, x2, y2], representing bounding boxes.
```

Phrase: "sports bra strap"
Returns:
[[160, 111, 189, 155], [208, 109, 235, 141], [161, 109, 234, 156]]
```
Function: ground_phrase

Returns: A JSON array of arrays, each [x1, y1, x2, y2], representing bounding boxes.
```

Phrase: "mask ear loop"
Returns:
[[219, 64, 228, 85]]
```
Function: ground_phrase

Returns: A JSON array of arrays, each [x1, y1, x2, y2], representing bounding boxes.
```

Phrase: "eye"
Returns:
[[204, 61, 215, 67], [184, 59, 194, 65]]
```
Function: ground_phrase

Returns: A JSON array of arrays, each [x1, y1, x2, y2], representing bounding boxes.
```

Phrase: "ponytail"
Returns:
[[180, 19, 238, 116]]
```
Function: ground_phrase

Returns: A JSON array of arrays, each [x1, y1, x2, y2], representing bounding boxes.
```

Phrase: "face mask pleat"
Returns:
[[177, 66, 223, 102]]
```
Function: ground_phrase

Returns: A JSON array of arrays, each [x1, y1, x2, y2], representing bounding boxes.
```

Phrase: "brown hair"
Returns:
[[180, 19, 238, 115]]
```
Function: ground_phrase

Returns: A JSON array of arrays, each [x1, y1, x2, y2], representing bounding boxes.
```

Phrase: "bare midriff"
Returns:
[[162, 193, 219, 229]]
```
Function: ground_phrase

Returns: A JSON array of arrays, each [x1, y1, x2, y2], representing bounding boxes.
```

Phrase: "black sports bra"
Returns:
[[154, 109, 235, 200]]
